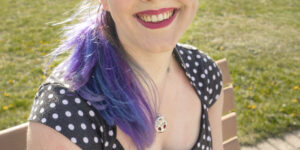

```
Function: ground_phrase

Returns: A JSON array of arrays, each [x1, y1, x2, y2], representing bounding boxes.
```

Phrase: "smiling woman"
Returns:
[[26, 0, 223, 150]]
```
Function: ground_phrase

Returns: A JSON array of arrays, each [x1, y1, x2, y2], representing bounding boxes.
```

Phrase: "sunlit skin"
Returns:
[[100, 1, 223, 150], [27, 0, 223, 150], [101, 0, 199, 87]]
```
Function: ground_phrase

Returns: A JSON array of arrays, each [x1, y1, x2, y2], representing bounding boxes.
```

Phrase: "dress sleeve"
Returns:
[[27, 83, 109, 150], [175, 43, 223, 108], [199, 52, 223, 108]]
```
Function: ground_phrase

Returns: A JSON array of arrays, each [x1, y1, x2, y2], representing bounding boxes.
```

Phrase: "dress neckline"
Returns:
[[113, 44, 205, 150]]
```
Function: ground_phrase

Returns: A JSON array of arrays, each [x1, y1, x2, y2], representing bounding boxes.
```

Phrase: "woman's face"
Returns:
[[101, 0, 199, 53]]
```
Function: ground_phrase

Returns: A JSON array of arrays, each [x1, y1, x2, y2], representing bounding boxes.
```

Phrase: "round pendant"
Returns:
[[155, 114, 167, 133]]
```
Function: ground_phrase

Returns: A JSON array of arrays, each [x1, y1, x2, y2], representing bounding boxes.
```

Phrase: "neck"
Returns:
[[122, 44, 175, 89]]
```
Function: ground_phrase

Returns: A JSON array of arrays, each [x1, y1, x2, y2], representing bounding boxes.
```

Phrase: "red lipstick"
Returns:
[[135, 8, 178, 29]]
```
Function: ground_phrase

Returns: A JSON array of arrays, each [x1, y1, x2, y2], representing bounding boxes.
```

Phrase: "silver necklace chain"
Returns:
[[155, 54, 173, 133]]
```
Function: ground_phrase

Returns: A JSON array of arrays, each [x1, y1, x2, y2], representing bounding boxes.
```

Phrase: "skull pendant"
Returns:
[[155, 115, 167, 133]]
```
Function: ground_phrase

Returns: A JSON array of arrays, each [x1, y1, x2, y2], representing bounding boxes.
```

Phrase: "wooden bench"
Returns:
[[0, 122, 28, 150], [217, 58, 241, 150], [0, 58, 240, 150]]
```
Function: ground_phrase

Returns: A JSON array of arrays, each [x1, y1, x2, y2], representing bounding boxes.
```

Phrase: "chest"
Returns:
[[116, 75, 202, 150]]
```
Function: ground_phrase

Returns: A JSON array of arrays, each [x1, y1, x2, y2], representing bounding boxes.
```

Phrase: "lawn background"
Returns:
[[0, 0, 299, 146]]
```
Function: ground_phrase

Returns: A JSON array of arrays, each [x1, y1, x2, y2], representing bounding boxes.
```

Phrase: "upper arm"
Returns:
[[208, 88, 224, 150], [27, 83, 105, 150], [27, 121, 81, 150]]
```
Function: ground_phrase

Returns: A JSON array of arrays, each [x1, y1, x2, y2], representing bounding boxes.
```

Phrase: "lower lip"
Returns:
[[136, 9, 178, 29]]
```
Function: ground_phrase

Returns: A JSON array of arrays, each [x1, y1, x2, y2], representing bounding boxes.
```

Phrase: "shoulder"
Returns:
[[27, 121, 82, 150], [176, 43, 217, 63], [175, 43, 223, 108], [175, 43, 219, 67], [28, 82, 111, 149]]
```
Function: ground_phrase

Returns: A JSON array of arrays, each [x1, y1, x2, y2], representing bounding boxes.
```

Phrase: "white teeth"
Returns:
[[138, 10, 174, 23], [163, 12, 168, 19], [152, 15, 158, 22], [146, 16, 151, 22], [158, 14, 164, 21]]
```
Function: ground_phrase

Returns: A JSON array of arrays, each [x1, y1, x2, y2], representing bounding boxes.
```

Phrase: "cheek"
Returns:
[[107, 1, 135, 29], [107, 0, 133, 16], [190, 1, 199, 14], [179, 0, 198, 13], [182, 0, 198, 23]]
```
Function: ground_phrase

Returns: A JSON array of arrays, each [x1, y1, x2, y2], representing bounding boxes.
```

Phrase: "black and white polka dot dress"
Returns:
[[28, 43, 223, 150]]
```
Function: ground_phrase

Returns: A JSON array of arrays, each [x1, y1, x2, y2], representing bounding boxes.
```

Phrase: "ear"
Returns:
[[100, 0, 110, 11]]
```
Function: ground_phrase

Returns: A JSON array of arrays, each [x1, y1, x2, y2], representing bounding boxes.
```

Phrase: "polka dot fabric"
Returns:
[[175, 43, 223, 108], [173, 43, 222, 150], [28, 83, 120, 149], [28, 43, 222, 150]]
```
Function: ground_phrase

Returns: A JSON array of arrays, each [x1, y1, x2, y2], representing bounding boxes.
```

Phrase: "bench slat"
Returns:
[[222, 85, 235, 115], [222, 112, 238, 142], [223, 136, 241, 150], [216, 58, 232, 86], [0, 122, 28, 150]]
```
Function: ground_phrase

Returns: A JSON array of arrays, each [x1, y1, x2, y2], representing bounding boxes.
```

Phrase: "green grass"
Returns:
[[0, 0, 79, 129], [181, 0, 300, 145], [1, 0, 299, 146]]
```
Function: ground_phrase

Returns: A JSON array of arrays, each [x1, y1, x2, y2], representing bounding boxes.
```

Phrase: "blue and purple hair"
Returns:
[[47, 1, 157, 149]]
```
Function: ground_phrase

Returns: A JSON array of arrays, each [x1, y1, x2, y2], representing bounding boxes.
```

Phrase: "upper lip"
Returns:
[[135, 7, 177, 16]]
